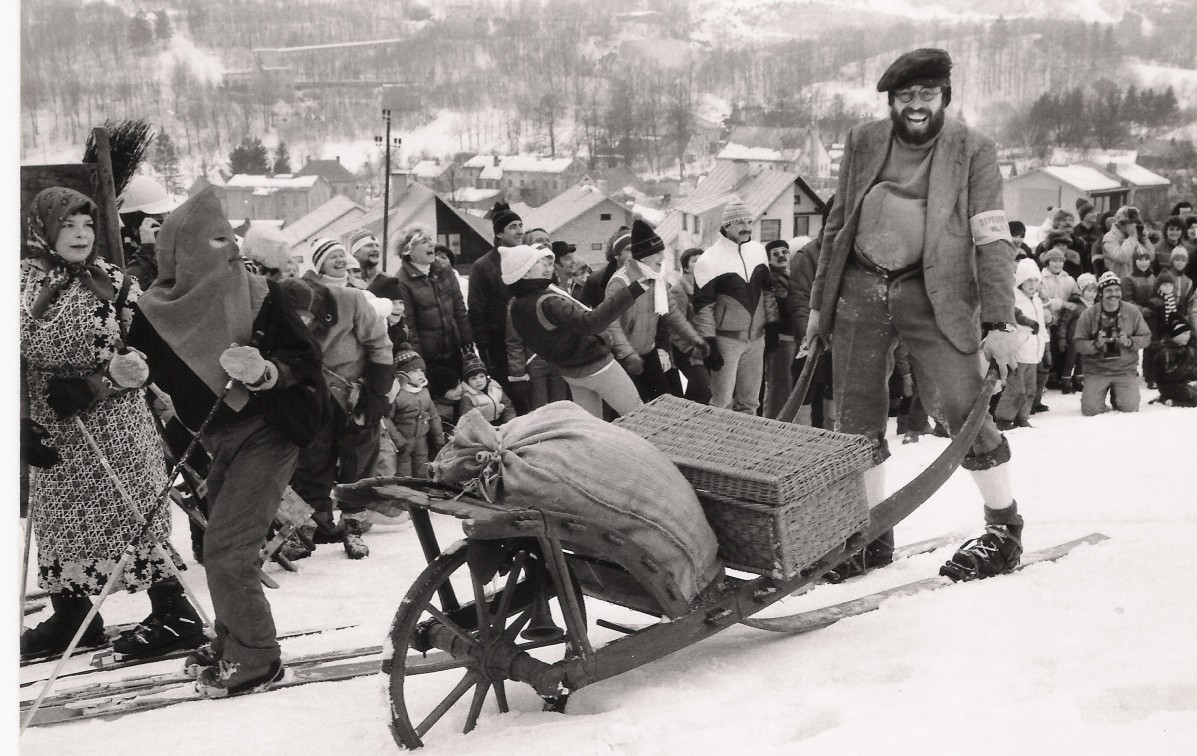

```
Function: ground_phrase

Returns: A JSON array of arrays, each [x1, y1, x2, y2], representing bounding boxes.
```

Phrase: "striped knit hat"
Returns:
[[609, 229, 632, 260], [630, 219, 664, 260], [311, 237, 345, 273], [349, 228, 378, 256], [721, 198, 752, 227]]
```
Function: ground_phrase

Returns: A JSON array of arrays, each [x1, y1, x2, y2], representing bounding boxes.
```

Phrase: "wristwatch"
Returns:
[[982, 321, 1016, 334]]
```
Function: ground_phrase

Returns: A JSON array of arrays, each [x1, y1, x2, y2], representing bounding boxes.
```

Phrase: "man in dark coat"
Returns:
[[467, 202, 525, 407], [802, 48, 1024, 583]]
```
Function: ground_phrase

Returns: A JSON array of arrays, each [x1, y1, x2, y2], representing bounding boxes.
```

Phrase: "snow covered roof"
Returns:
[[718, 143, 792, 163], [410, 160, 450, 179], [499, 155, 576, 174], [1107, 162, 1170, 187], [479, 165, 503, 181], [226, 174, 321, 190], [449, 187, 502, 203], [524, 184, 617, 233], [464, 155, 497, 169], [1036, 166, 1122, 193], [1049, 147, 1138, 166], [283, 195, 366, 248], [296, 159, 356, 184]]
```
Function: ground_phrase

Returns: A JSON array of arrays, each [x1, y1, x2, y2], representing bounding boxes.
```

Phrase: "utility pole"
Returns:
[[375, 108, 401, 272]]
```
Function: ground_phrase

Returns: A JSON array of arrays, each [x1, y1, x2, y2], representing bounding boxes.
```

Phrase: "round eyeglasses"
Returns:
[[895, 87, 943, 104]]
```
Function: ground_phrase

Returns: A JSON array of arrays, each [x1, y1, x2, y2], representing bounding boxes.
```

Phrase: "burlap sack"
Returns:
[[432, 401, 721, 605]]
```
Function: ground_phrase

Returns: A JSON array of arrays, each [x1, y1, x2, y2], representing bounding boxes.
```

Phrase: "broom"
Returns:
[[82, 119, 156, 199]]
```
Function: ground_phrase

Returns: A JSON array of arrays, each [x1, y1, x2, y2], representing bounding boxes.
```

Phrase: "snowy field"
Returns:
[[12, 384, 1197, 755]]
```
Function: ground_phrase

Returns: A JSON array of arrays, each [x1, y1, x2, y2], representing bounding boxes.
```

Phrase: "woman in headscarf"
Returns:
[[19, 187, 201, 660], [128, 188, 328, 696]]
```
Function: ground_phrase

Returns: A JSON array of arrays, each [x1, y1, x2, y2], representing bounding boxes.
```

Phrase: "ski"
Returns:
[[20, 624, 358, 683], [24, 656, 384, 727], [21, 643, 385, 714], [804, 532, 964, 590], [742, 533, 1109, 633]]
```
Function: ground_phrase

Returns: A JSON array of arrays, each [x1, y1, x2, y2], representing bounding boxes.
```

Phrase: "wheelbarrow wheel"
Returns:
[[386, 538, 586, 749]]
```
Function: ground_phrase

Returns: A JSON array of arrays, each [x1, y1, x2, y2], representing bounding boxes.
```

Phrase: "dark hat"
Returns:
[[1169, 319, 1192, 338], [1113, 205, 1142, 225], [630, 218, 664, 260], [1097, 271, 1122, 293], [1046, 230, 1073, 249], [462, 354, 487, 379], [427, 363, 460, 398], [393, 349, 426, 373], [876, 48, 952, 93], [1157, 269, 1178, 288], [277, 277, 337, 336], [490, 201, 522, 236], [680, 247, 704, 271], [765, 239, 790, 254], [609, 229, 632, 260], [1008, 220, 1026, 237], [551, 240, 576, 260], [1075, 198, 1095, 219], [433, 244, 456, 267]]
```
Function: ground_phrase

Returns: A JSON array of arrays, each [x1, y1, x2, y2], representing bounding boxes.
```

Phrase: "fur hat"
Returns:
[[1075, 197, 1095, 219], [1015, 257, 1042, 287], [462, 354, 487, 379], [277, 277, 337, 337], [1041, 247, 1066, 263], [349, 228, 378, 257], [1096, 271, 1122, 293], [310, 237, 344, 273], [490, 201, 522, 236], [877, 48, 952, 93], [499, 244, 554, 285], [1113, 206, 1142, 225], [242, 223, 291, 271], [1077, 272, 1098, 292], [720, 198, 752, 227], [1045, 230, 1073, 249], [393, 348, 426, 374], [630, 218, 665, 260]]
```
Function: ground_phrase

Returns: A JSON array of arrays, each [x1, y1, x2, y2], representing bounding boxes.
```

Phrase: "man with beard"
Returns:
[[349, 229, 383, 288], [691, 199, 779, 414], [802, 48, 1025, 583]]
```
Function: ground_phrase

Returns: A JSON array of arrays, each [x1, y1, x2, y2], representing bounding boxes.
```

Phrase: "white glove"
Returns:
[[220, 345, 277, 390], [107, 349, 149, 389], [139, 217, 161, 245], [981, 330, 1020, 381], [657, 348, 672, 372]]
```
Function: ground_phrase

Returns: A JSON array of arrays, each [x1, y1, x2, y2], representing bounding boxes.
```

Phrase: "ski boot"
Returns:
[[195, 658, 285, 698], [940, 524, 1023, 582], [184, 643, 219, 678], [21, 593, 107, 661], [113, 579, 206, 659], [822, 540, 894, 584]]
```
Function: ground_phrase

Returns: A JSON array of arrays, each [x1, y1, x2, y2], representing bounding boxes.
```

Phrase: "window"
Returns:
[[438, 233, 462, 257], [760, 218, 781, 242], [600, 213, 611, 221], [682, 213, 688, 231], [694, 217, 701, 237], [793, 215, 810, 236], [591, 242, 603, 251]]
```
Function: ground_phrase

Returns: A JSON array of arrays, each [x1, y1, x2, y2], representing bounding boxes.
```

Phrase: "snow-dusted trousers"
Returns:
[[201, 415, 298, 671]]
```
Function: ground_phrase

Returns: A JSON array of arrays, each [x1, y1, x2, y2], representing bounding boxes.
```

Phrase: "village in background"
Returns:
[[20, 0, 1197, 272]]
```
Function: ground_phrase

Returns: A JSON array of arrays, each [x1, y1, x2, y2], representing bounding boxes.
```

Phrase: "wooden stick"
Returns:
[[91, 127, 125, 269]]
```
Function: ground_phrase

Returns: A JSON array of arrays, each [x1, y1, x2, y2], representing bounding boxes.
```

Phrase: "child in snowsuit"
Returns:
[[445, 354, 516, 426], [385, 349, 446, 478], [995, 258, 1049, 430], [1154, 319, 1197, 407]]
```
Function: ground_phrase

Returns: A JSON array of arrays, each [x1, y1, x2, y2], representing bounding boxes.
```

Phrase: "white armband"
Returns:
[[970, 210, 1012, 246]]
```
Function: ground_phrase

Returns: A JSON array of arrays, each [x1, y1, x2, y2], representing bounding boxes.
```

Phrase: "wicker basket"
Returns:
[[614, 395, 874, 578]]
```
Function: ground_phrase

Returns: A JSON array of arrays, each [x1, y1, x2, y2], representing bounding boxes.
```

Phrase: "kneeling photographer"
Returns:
[[1073, 272, 1152, 416]]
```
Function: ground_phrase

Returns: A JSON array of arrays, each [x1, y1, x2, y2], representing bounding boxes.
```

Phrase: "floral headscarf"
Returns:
[[24, 187, 115, 318]]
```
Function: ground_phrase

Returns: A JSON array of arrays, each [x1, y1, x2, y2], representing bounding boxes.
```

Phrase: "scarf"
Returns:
[[317, 272, 349, 288], [138, 188, 268, 410], [24, 187, 115, 319]]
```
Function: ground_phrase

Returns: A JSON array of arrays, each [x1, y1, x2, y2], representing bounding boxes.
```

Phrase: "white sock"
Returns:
[[970, 465, 1014, 510], [863, 463, 886, 507]]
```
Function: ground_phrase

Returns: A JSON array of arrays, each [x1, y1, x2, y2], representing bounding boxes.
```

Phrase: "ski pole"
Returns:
[[73, 416, 214, 631], [20, 482, 35, 634], [21, 380, 233, 735]]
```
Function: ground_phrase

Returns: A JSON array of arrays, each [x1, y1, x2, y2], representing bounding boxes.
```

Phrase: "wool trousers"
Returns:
[[709, 336, 765, 414], [201, 415, 298, 670], [1081, 372, 1141, 415]]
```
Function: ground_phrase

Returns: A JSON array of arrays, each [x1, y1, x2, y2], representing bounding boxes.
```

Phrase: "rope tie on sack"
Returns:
[[459, 449, 504, 503]]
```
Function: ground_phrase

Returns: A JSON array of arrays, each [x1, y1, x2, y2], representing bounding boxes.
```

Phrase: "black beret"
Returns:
[[551, 240, 576, 260], [765, 240, 790, 253], [877, 48, 952, 93]]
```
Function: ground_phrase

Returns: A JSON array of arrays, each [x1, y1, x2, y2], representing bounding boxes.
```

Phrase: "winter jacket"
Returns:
[[301, 271, 393, 412], [386, 259, 471, 365], [1056, 291, 1095, 351], [1039, 267, 1078, 323], [508, 278, 646, 378], [129, 281, 330, 447], [788, 236, 819, 340], [450, 379, 516, 425], [691, 235, 778, 342], [1102, 226, 1151, 280], [1073, 302, 1152, 376], [1153, 338, 1197, 406], [666, 273, 701, 357], [604, 267, 704, 360], [384, 385, 445, 452], [466, 247, 510, 376], [1155, 237, 1184, 273], [1013, 287, 1048, 364], [1120, 269, 1157, 335]]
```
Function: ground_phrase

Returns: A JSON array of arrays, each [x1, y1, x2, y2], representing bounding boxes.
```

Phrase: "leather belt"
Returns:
[[851, 251, 922, 281]]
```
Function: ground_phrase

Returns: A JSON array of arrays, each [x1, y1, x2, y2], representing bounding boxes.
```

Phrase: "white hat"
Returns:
[[119, 175, 179, 215], [242, 223, 290, 270], [1015, 257, 1041, 287], [500, 244, 554, 285]]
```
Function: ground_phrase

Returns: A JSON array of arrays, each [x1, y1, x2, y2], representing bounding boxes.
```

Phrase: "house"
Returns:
[[400, 159, 462, 195], [684, 114, 725, 165], [522, 181, 634, 268], [460, 155, 497, 188], [296, 157, 366, 205], [322, 177, 493, 272], [221, 174, 334, 226], [497, 155, 585, 207], [716, 126, 832, 179], [281, 195, 367, 258], [1002, 162, 1171, 226], [670, 162, 827, 252]]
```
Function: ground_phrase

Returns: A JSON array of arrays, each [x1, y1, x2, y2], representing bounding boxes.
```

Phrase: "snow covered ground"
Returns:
[[13, 384, 1197, 755]]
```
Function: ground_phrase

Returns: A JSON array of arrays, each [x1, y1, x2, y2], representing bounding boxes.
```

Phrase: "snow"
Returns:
[[13, 387, 1197, 752]]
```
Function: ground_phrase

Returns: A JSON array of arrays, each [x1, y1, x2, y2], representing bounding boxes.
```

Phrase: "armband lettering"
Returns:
[[970, 210, 1011, 246]]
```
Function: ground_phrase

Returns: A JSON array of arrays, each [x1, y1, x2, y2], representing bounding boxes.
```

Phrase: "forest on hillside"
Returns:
[[20, 0, 1197, 182]]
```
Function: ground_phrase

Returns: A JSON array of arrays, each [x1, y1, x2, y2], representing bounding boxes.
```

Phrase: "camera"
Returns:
[[1102, 325, 1121, 359]]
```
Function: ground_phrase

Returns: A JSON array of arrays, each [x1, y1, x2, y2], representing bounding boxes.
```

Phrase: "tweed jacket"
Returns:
[[810, 117, 1016, 353]]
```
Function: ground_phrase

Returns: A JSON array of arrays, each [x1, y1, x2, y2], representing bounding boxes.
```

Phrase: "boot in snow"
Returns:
[[940, 524, 1023, 582], [310, 510, 344, 544], [183, 643, 219, 678], [341, 513, 370, 560], [195, 657, 284, 697], [113, 578, 206, 658], [822, 540, 894, 583], [21, 593, 107, 660], [278, 526, 314, 561]]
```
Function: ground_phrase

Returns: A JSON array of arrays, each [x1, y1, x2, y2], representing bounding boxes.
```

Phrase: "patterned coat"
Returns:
[[20, 258, 181, 596]]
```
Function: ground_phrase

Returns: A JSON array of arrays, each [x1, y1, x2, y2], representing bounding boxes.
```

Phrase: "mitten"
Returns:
[[46, 377, 101, 420], [764, 322, 780, 353], [702, 338, 724, 372], [620, 352, 644, 377], [1029, 321, 1040, 335], [22, 418, 60, 468], [220, 345, 275, 388], [107, 348, 149, 389]]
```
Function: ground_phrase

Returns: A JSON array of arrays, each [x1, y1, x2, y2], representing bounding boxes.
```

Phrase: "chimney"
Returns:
[[335, 156, 341, 163]]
